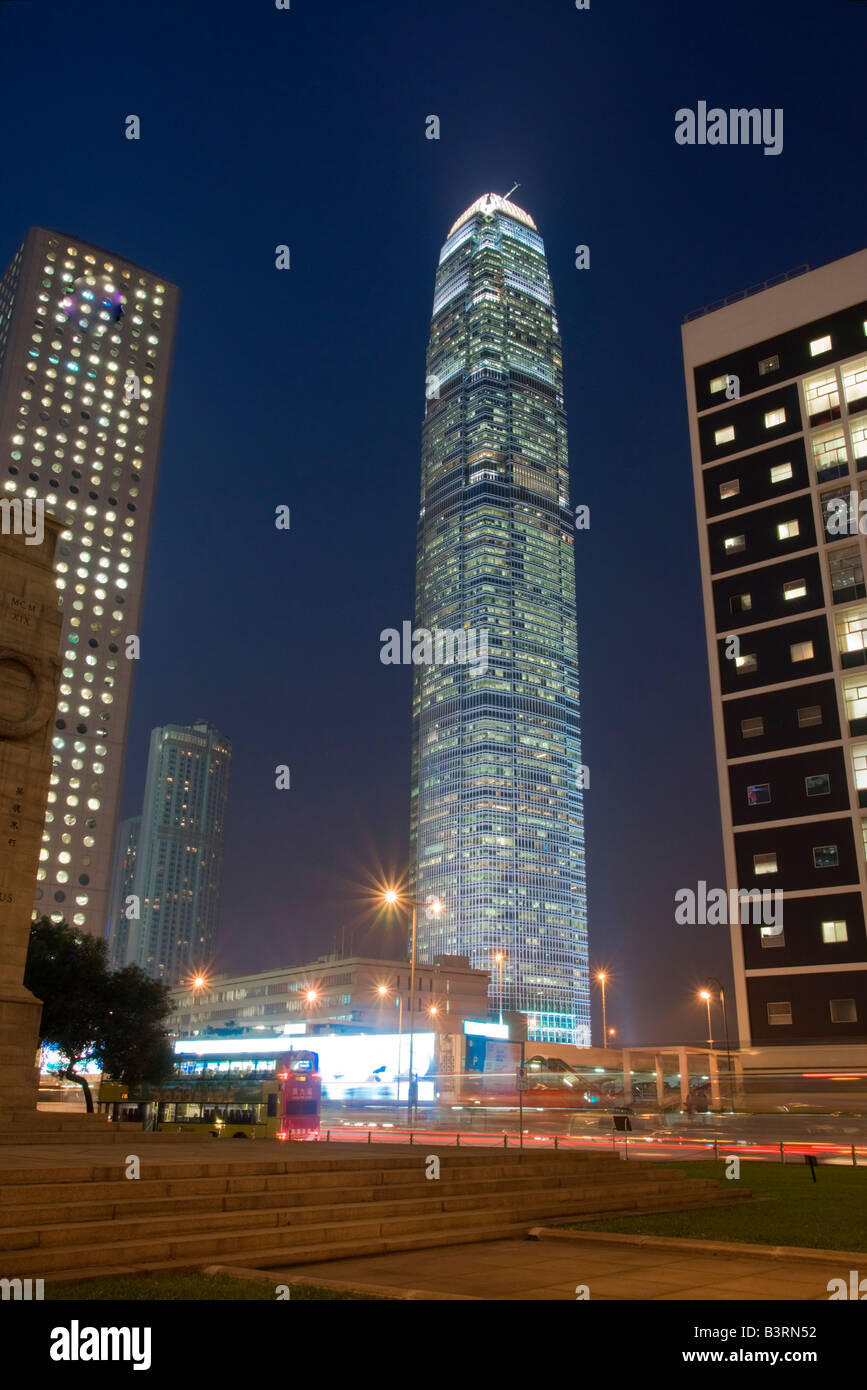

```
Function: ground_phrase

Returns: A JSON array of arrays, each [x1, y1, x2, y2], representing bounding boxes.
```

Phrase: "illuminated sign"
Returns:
[[463, 1020, 509, 1040]]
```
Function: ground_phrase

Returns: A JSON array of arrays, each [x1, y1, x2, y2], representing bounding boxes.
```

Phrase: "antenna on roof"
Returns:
[[503, 182, 520, 200]]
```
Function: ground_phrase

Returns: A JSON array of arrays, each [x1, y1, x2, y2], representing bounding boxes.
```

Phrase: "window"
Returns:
[[810, 335, 832, 356], [805, 774, 830, 797], [797, 705, 822, 727], [764, 408, 787, 429], [747, 783, 771, 805], [777, 520, 799, 540], [758, 354, 779, 376], [850, 420, 867, 464], [804, 370, 839, 420], [813, 844, 839, 868], [770, 461, 793, 484], [741, 715, 764, 738], [830, 548, 865, 600], [709, 374, 728, 394], [767, 1001, 792, 1025], [724, 534, 745, 554], [836, 608, 867, 652], [735, 653, 757, 674], [719, 479, 740, 500], [760, 926, 785, 947], [822, 920, 848, 943], [783, 579, 807, 601], [852, 747, 867, 791], [730, 593, 751, 614], [830, 998, 857, 1023], [715, 425, 735, 445], [790, 640, 814, 662], [754, 852, 778, 874], [843, 356, 867, 408], [844, 680, 867, 722], [812, 428, 848, 477]]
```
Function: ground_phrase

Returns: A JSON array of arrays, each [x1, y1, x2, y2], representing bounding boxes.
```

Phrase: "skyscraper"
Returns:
[[683, 250, 867, 1058], [120, 722, 231, 983], [410, 194, 588, 1045], [0, 228, 178, 939]]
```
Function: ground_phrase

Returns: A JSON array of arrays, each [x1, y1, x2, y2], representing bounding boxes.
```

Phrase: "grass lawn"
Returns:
[[574, 1159, 867, 1253], [45, 1273, 391, 1301]]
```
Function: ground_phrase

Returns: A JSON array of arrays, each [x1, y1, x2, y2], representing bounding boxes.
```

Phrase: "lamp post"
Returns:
[[494, 951, 505, 1026], [699, 989, 714, 1049], [705, 977, 732, 1109], [597, 972, 608, 1044], [383, 888, 442, 1122], [378, 983, 403, 1109]]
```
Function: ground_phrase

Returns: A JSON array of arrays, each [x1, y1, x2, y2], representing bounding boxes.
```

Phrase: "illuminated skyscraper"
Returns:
[[0, 228, 178, 938], [121, 722, 231, 983], [410, 194, 588, 1045]]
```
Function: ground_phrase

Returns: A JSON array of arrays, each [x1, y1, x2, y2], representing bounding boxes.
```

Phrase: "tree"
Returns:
[[24, 918, 173, 1112]]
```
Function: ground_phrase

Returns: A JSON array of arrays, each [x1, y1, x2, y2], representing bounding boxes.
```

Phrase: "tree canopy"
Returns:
[[24, 917, 175, 1111]]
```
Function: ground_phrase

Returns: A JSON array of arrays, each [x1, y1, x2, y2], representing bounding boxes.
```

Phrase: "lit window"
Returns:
[[790, 641, 814, 662], [754, 853, 777, 875], [758, 354, 780, 376], [735, 653, 757, 674], [719, 479, 740, 500], [747, 783, 771, 805], [777, 520, 799, 540], [764, 408, 786, 429], [709, 375, 728, 394], [770, 461, 793, 484], [760, 926, 785, 948], [767, 1001, 792, 1025], [804, 370, 840, 420], [810, 335, 832, 357], [813, 844, 839, 868], [714, 425, 735, 445], [830, 998, 857, 1023], [730, 593, 751, 614], [821, 920, 848, 943], [741, 716, 764, 738], [724, 534, 745, 553], [797, 705, 822, 727], [783, 579, 807, 601], [805, 774, 830, 797]]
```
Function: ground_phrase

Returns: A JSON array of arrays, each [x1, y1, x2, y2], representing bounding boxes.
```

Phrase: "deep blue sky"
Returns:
[[2, 0, 865, 1046]]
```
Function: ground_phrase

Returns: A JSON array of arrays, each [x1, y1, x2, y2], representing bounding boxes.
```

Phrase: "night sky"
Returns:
[[2, 0, 865, 1047]]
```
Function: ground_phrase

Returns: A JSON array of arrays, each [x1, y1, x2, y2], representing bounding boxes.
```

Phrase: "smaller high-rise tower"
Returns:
[[120, 722, 231, 982]]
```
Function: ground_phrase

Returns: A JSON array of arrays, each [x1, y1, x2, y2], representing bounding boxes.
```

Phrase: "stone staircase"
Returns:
[[0, 1110, 183, 1144], [0, 1146, 749, 1283]]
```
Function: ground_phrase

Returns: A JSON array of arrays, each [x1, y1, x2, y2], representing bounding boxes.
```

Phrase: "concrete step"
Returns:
[[0, 1175, 728, 1251], [0, 1181, 745, 1275], [0, 1157, 693, 1218]]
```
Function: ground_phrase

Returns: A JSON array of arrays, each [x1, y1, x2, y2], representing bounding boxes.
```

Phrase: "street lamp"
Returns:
[[377, 982, 403, 1108], [705, 977, 732, 1110], [494, 951, 505, 1026], [382, 887, 442, 1121], [699, 989, 714, 1049], [596, 972, 608, 1043]]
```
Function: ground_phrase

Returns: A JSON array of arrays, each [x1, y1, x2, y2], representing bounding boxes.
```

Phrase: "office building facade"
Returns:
[[0, 228, 178, 938], [683, 251, 867, 1053], [120, 722, 231, 983], [411, 194, 588, 1045]]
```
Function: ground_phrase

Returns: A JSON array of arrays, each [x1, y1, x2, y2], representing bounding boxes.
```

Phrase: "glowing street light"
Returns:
[[382, 885, 443, 1120], [596, 971, 608, 1042], [699, 988, 713, 1049]]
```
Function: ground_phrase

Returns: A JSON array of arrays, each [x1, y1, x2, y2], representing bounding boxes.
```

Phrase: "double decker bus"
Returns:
[[98, 1046, 321, 1140]]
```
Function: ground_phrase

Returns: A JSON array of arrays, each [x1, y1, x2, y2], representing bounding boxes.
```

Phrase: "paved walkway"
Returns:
[[276, 1236, 844, 1300]]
